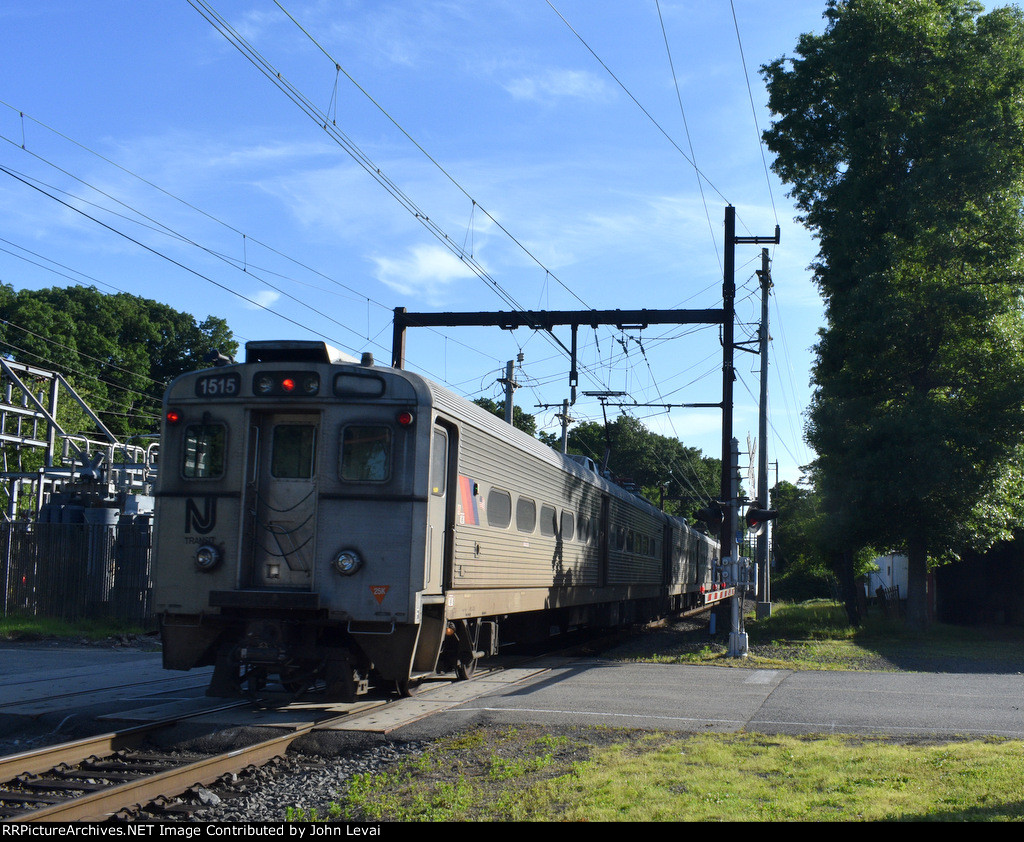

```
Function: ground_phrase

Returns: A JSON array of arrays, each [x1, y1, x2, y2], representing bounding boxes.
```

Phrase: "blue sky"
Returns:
[[1, 1, 842, 495]]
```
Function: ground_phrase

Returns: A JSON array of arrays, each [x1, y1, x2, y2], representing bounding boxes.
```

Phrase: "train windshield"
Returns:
[[183, 423, 226, 478], [271, 424, 317, 478], [340, 425, 392, 481]]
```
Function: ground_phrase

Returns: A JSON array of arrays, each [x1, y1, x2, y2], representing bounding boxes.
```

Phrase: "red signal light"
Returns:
[[166, 410, 182, 425], [397, 410, 414, 427], [281, 378, 296, 393]]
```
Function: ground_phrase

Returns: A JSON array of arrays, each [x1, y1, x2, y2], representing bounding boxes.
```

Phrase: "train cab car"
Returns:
[[152, 340, 719, 699]]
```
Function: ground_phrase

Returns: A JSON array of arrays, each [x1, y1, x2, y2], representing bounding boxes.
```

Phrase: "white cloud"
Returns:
[[245, 289, 281, 310], [503, 69, 610, 103], [371, 244, 479, 304]]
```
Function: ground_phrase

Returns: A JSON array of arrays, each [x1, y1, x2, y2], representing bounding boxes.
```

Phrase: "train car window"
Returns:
[[430, 429, 447, 496], [560, 511, 575, 542], [486, 488, 512, 528], [271, 425, 317, 478], [577, 514, 590, 543], [515, 497, 536, 533], [183, 424, 226, 478], [340, 426, 392, 482], [539, 504, 557, 537]]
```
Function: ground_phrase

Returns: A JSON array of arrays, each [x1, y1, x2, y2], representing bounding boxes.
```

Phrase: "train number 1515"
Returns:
[[195, 373, 241, 397]]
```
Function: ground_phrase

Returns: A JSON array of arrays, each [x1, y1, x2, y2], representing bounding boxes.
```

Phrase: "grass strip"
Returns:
[[291, 727, 1024, 822]]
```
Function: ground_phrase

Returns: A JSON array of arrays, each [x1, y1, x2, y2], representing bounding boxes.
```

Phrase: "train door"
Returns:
[[662, 522, 673, 584], [598, 495, 610, 586], [425, 423, 451, 594], [244, 411, 320, 589]]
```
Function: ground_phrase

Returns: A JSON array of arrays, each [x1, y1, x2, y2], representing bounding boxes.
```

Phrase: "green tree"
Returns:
[[472, 397, 538, 437], [762, 0, 1024, 625], [565, 415, 721, 520], [770, 481, 824, 574], [0, 284, 236, 442]]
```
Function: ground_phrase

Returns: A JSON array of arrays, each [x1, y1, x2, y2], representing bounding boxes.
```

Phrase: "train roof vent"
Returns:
[[245, 340, 360, 365], [568, 454, 598, 473]]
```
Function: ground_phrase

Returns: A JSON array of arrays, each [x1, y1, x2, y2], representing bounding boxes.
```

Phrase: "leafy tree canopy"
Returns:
[[472, 397, 538, 437], [471, 402, 721, 522], [565, 414, 721, 521], [0, 284, 236, 442], [770, 481, 825, 573], [762, 0, 1024, 624]]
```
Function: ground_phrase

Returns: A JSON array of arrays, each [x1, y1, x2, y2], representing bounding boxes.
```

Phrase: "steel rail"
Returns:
[[1, 638, 647, 821], [15, 727, 305, 822], [1, 698, 388, 822], [0, 702, 249, 782]]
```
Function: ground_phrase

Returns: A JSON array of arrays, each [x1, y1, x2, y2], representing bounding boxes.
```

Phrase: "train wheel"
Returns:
[[453, 619, 483, 681], [455, 655, 478, 681], [395, 677, 422, 698], [279, 664, 315, 695], [244, 666, 268, 699]]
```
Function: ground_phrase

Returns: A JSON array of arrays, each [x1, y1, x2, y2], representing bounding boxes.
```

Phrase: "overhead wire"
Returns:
[[271, 0, 595, 312], [0, 163, 395, 363], [2, 5, 809, 485], [0, 332, 163, 428], [545, 0, 731, 208], [654, 0, 721, 274], [517, 0, 738, 490], [0, 101, 505, 382], [729, 0, 779, 226], [197, 0, 735, 419], [187, 0, 618, 399], [726, 1, 811, 478], [0, 163, 370, 355]]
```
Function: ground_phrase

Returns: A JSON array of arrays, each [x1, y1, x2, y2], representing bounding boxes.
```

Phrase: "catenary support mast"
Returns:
[[722, 207, 779, 656]]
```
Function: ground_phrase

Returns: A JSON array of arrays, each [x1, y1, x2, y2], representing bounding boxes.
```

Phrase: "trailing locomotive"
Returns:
[[152, 340, 722, 699]]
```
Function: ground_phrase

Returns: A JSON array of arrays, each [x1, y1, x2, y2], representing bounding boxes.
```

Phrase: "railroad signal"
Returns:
[[744, 507, 778, 536], [695, 502, 723, 528]]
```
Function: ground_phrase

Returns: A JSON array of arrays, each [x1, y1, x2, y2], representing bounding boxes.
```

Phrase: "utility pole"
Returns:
[[756, 249, 772, 619], [498, 358, 519, 425], [720, 207, 737, 562]]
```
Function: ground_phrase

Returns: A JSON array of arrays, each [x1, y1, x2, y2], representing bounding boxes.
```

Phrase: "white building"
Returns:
[[868, 553, 908, 597]]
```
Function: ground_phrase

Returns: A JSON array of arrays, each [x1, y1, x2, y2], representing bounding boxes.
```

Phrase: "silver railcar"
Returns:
[[153, 340, 721, 698]]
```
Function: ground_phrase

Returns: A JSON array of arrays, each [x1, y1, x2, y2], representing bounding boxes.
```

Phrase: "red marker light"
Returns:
[[281, 378, 296, 393], [166, 410, 181, 424], [397, 410, 414, 427]]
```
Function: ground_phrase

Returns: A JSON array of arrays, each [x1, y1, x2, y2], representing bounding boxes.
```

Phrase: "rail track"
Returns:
[[0, 610, 715, 822], [0, 653, 543, 823], [0, 689, 406, 822]]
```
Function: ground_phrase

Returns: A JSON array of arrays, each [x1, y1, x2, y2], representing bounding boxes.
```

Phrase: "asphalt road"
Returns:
[[399, 658, 1024, 741], [1, 643, 1022, 746]]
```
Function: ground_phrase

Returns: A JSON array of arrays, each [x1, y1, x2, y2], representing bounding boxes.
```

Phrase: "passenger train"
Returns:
[[152, 340, 723, 699]]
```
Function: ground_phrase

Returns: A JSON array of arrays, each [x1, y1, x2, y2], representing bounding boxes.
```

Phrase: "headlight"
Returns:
[[332, 550, 362, 576], [195, 544, 222, 572]]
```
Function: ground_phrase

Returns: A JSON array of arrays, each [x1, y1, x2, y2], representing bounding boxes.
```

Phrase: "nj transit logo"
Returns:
[[185, 497, 217, 535]]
